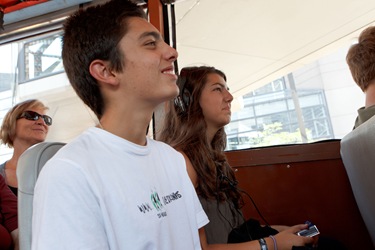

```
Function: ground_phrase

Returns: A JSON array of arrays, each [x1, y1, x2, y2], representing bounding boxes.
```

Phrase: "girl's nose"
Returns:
[[225, 90, 233, 102]]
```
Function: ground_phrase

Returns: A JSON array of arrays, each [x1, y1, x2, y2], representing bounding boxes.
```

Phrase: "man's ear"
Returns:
[[89, 59, 118, 86]]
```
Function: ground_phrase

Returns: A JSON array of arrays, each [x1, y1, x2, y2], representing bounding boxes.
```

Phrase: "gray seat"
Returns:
[[17, 142, 65, 250], [340, 115, 375, 246]]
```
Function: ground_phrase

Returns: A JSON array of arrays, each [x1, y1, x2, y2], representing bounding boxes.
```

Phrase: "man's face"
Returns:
[[116, 17, 179, 106]]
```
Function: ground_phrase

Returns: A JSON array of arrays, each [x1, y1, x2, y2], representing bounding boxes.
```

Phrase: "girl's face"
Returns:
[[199, 73, 233, 132]]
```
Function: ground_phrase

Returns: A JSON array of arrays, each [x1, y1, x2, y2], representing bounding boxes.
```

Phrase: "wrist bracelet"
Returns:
[[258, 238, 268, 250], [269, 235, 277, 250]]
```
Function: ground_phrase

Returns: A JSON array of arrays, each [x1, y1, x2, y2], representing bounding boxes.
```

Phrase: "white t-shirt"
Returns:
[[32, 127, 208, 250]]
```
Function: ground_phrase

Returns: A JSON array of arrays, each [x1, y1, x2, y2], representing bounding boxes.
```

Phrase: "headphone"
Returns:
[[217, 168, 238, 189], [174, 76, 192, 113]]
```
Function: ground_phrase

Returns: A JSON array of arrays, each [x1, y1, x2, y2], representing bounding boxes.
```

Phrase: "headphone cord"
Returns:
[[236, 186, 271, 226], [215, 175, 254, 241], [217, 168, 271, 226]]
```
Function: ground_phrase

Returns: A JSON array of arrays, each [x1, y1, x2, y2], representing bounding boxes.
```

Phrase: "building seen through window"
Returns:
[[22, 33, 64, 82], [225, 47, 362, 150], [226, 76, 333, 150]]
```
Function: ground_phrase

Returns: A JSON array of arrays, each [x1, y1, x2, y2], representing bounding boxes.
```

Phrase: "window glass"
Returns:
[[22, 33, 64, 82], [0, 30, 364, 158], [225, 47, 361, 150]]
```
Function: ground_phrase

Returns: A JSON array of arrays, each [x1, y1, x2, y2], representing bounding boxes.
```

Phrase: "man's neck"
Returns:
[[365, 83, 375, 108], [99, 111, 151, 146]]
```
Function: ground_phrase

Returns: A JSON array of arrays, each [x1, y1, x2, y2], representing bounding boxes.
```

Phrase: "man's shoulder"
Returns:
[[44, 129, 100, 166], [62, 127, 102, 148], [148, 138, 179, 152]]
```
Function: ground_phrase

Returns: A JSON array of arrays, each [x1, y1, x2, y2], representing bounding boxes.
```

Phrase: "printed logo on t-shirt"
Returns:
[[151, 191, 163, 211], [137, 189, 182, 219]]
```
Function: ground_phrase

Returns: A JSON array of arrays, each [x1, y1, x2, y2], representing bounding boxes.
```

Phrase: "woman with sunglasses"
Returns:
[[0, 99, 52, 196]]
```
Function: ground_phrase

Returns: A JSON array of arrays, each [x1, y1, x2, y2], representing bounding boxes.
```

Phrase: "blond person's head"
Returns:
[[0, 99, 50, 148], [347, 26, 375, 92]]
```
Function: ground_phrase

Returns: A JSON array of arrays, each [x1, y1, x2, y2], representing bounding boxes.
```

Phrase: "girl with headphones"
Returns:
[[159, 66, 315, 250]]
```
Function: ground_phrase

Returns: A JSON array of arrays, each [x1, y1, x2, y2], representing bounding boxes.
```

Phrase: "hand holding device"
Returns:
[[296, 221, 320, 237], [297, 225, 320, 237]]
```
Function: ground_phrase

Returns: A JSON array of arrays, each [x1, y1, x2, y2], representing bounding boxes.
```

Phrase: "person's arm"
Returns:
[[269, 225, 289, 232], [179, 151, 314, 249], [10, 228, 19, 250], [0, 175, 18, 249], [200, 224, 314, 250]]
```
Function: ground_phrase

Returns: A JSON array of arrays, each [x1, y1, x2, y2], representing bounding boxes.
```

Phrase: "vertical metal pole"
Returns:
[[288, 73, 308, 143], [148, 0, 164, 36]]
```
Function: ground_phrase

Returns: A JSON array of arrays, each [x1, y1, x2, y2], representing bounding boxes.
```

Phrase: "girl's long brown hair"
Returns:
[[159, 66, 243, 209]]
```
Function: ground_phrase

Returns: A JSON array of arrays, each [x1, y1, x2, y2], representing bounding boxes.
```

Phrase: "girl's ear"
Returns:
[[89, 59, 118, 86]]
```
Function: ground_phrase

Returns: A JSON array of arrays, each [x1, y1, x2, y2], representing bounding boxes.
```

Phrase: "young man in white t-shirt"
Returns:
[[32, 0, 207, 249]]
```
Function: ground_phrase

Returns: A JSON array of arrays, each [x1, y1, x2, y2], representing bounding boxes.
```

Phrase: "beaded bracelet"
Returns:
[[269, 235, 277, 250], [258, 238, 268, 250]]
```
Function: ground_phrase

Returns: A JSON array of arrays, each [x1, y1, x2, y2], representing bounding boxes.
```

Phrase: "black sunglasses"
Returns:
[[17, 110, 53, 126]]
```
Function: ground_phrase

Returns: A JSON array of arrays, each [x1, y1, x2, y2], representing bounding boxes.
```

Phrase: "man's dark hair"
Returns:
[[62, 0, 147, 119]]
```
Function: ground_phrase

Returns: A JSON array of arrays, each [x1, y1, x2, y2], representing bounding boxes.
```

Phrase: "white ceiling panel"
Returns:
[[174, 0, 375, 97]]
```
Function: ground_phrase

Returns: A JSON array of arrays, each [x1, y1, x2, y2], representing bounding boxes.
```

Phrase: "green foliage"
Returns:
[[249, 122, 312, 147]]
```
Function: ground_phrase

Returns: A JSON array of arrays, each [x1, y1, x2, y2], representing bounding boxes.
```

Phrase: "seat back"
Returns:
[[341, 115, 375, 246], [17, 142, 65, 250]]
